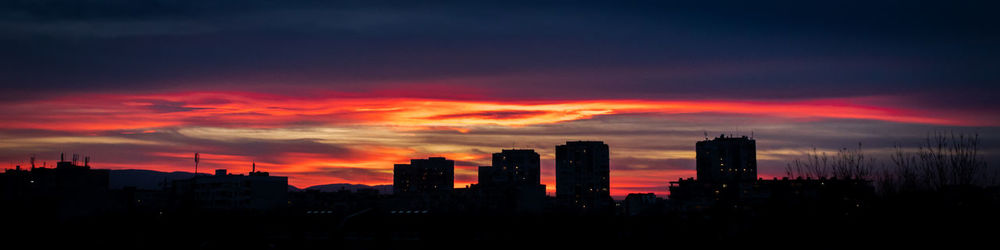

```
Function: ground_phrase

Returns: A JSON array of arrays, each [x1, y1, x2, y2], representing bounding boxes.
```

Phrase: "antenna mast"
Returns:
[[194, 153, 200, 175]]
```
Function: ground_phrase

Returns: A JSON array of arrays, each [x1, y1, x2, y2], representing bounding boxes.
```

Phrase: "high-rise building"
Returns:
[[393, 157, 455, 195], [479, 149, 541, 186], [556, 141, 612, 212], [696, 134, 757, 183], [476, 149, 545, 213]]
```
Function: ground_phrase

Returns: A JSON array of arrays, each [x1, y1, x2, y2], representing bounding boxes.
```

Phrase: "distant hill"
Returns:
[[109, 169, 208, 190], [109, 169, 390, 194], [304, 183, 393, 194]]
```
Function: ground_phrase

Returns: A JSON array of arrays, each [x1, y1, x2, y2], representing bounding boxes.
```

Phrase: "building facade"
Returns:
[[479, 149, 541, 186], [556, 141, 612, 213], [476, 149, 546, 214], [393, 157, 455, 195], [696, 134, 757, 183]]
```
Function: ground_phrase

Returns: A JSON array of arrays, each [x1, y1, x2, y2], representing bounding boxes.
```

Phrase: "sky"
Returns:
[[1, 1, 999, 198]]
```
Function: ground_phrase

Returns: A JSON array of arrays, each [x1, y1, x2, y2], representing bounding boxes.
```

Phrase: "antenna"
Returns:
[[252, 161, 256, 173], [30, 155, 35, 169], [194, 153, 200, 175], [84, 156, 90, 166]]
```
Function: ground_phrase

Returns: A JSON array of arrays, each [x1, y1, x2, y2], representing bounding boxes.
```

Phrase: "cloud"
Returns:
[[3, 1, 999, 109], [612, 157, 694, 171], [426, 110, 549, 120]]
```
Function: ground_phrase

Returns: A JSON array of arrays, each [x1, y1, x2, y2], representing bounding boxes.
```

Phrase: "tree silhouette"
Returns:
[[785, 143, 875, 180], [881, 132, 994, 193], [787, 132, 997, 194]]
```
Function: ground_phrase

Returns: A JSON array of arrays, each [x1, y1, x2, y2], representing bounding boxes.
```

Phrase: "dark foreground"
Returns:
[[4, 191, 997, 249]]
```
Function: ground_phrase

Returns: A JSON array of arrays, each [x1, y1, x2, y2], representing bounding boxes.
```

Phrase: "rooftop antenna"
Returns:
[[252, 161, 256, 173], [84, 156, 90, 167], [72, 154, 79, 165], [194, 153, 200, 175], [30, 155, 35, 169], [60, 153, 65, 162]]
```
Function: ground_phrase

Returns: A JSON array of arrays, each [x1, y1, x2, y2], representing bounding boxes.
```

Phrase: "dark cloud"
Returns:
[[0, 128, 359, 165], [427, 111, 548, 120], [0, 0, 997, 108], [138, 99, 204, 113]]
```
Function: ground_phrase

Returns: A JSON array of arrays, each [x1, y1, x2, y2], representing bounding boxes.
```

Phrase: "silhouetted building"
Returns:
[[670, 176, 874, 214], [116, 186, 168, 214], [0, 154, 111, 217], [475, 149, 546, 214], [696, 134, 757, 183], [671, 135, 874, 215], [393, 157, 455, 195], [170, 168, 288, 211], [480, 149, 541, 186], [622, 193, 659, 216], [289, 188, 381, 216], [556, 141, 613, 213]]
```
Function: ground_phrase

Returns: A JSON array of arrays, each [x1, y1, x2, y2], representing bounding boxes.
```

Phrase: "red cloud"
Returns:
[[0, 91, 991, 133]]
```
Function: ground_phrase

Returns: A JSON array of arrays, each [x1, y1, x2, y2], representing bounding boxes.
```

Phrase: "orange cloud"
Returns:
[[0, 92, 989, 133], [2, 91, 994, 195]]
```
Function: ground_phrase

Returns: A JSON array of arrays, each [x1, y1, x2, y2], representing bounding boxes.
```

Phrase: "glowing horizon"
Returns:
[[1, 91, 996, 198]]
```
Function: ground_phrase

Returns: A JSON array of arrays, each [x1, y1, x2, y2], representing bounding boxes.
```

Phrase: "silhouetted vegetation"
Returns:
[[786, 132, 997, 194], [784, 143, 876, 180], [880, 132, 995, 193]]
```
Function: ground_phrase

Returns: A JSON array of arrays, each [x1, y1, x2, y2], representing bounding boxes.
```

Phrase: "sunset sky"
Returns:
[[2, 1, 998, 198]]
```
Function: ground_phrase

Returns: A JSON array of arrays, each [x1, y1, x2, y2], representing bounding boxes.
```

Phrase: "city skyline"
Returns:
[[2, 1, 998, 247], [1, 99, 997, 198], [2, 1, 999, 198]]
